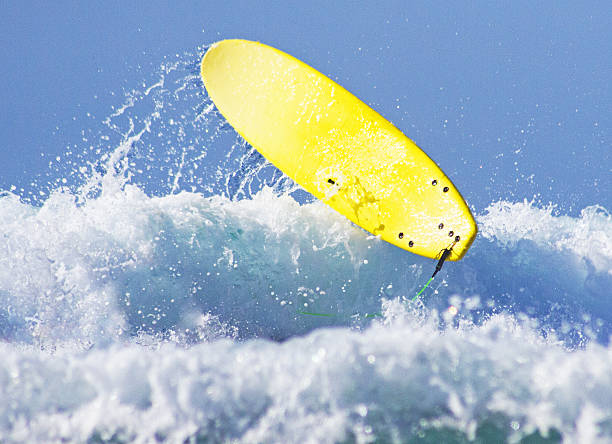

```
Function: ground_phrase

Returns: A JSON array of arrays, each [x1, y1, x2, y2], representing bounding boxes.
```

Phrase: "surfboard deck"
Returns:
[[201, 39, 476, 260]]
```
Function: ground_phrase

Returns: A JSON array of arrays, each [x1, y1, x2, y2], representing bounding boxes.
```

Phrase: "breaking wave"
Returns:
[[1, 47, 610, 443]]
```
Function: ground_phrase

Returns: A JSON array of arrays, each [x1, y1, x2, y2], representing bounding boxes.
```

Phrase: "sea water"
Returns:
[[0, 49, 610, 443]]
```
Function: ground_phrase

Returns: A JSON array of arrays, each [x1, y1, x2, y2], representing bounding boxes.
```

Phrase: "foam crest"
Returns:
[[1, 180, 611, 348], [479, 200, 612, 274], [0, 184, 397, 346], [1, 310, 611, 443]]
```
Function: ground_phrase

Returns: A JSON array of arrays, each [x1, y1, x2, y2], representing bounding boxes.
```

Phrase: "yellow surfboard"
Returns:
[[201, 40, 477, 260]]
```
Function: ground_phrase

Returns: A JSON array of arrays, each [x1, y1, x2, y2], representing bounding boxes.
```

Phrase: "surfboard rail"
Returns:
[[201, 39, 477, 260]]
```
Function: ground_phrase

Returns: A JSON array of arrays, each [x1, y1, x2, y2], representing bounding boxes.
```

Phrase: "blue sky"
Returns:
[[1, 1, 610, 213]]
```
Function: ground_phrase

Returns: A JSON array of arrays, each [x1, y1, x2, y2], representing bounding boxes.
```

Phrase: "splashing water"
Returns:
[[0, 48, 611, 443]]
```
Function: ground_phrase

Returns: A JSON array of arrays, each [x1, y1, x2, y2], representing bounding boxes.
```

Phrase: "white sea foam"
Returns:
[[479, 200, 611, 275], [0, 179, 611, 442], [3, 181, 608, 346], [0, 309, 611, 443]]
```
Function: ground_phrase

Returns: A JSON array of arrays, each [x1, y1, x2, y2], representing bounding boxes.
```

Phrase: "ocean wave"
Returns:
[[1, 307, 611, 443], [3, 40, 611, 444], [0, 183, 609, 348]]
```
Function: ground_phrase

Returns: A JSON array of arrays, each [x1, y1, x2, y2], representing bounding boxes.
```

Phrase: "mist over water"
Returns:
[[1, 49, 611, 443]]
